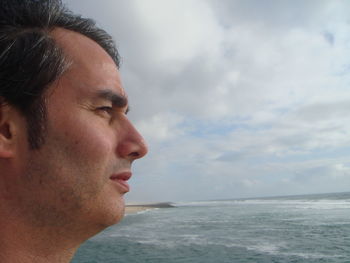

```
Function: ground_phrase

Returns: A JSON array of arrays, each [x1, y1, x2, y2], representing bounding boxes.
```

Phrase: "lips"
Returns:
[[110, 172, 132, 193]]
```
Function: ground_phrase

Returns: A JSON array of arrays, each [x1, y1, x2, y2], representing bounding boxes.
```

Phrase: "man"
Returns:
[[0, 0, 147, 262]]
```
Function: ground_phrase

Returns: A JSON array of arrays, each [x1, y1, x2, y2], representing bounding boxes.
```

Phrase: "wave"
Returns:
[[176, 199, 350, 209], [245, 243, 342, 259], [174, 200, 244, 207], [175, 192, 350, 209]]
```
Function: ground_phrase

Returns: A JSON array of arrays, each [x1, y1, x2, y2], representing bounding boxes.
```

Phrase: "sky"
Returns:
[[63, 0, 350, 203]]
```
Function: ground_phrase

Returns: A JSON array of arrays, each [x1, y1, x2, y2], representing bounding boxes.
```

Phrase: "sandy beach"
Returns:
[[125, 202, 174, 215]]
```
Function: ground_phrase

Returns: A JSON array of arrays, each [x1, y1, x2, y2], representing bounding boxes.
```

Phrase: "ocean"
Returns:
[[72, 192, 350, 263]]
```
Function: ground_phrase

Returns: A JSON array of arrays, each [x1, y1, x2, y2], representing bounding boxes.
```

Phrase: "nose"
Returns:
[[117, 118, 148, 161]]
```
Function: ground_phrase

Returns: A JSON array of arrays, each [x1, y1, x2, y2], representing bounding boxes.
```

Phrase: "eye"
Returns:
[[96, 106, 113, 116]]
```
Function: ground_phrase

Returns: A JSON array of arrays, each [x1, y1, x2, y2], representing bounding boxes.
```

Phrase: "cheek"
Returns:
[[57, 115, 116, 163], [46, 118, 117, 196], [73, 128, 114, 161], [47, 108, 119, 189], [46, 126, 115, 202]]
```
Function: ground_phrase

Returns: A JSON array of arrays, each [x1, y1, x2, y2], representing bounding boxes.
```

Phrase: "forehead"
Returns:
[[50, 28, 125, 99]]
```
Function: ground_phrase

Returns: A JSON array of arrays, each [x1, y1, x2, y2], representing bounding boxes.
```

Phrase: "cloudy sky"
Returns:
[[64, 0, 350, 203]]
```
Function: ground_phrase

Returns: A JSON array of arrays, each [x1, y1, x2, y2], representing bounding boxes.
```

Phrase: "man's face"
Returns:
[[10, 28, 147, 233]]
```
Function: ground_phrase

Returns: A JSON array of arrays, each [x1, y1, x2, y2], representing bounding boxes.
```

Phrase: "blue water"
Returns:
[[72, 192, 350, 262]]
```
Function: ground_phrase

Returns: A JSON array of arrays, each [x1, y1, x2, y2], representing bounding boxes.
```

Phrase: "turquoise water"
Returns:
[[72, 192, 350, 262]]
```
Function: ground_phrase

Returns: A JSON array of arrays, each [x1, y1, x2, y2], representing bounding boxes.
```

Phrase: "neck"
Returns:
[[0, 246, 76, 263], [0, 210, 82, 263]]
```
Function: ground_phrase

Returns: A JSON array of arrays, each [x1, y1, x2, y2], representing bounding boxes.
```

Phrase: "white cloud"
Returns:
[[64, 0, 350, 202], [132, 0, 224, 64], [136, 112, 185, 143]]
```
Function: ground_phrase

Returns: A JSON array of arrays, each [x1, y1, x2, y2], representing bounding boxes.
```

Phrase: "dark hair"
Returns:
[[0, 0, 120, 149]]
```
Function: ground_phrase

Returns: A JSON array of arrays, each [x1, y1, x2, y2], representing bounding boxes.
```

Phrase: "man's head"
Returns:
[[0, 0, 147, 245]]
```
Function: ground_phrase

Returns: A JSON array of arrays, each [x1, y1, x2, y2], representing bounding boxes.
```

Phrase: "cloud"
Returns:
[[64, 0, 350, 202]]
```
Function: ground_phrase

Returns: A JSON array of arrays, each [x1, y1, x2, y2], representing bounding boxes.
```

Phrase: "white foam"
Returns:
[[279, 252, 341, 259], [246, 243, 280, 254], [244, 242, 340, 259], [136, 208, 159, 215], [176, 198, 350, 209], [175, 200, 243, 207], [124, 207, 158, 217]]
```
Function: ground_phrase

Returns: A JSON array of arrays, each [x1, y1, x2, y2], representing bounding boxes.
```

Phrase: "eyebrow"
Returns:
[[96, 90, 130, 113]]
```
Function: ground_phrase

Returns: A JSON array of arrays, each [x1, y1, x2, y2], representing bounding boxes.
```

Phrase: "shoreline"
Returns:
[[125, 202, 174, 215]]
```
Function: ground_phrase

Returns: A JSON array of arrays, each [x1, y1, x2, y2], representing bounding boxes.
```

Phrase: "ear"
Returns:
[[0, 103, 17, 158]]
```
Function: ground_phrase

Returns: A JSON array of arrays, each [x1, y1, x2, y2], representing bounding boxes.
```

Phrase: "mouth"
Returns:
[[110, 171, 132, 193]]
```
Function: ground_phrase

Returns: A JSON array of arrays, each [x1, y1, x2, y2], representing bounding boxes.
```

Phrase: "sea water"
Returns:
[[72, 192, 350, 263]]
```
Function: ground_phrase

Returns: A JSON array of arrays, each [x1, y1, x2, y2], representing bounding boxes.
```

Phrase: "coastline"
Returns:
[[125, 202, 174, 215]]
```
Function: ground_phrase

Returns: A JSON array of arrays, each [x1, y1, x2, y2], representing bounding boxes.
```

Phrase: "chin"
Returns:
[[92, 211, 124, 236], [75, 204, 125, 243], [99, 199, 126, 228], [85, 191, 126, 232], [111, 204, 126, 224]]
